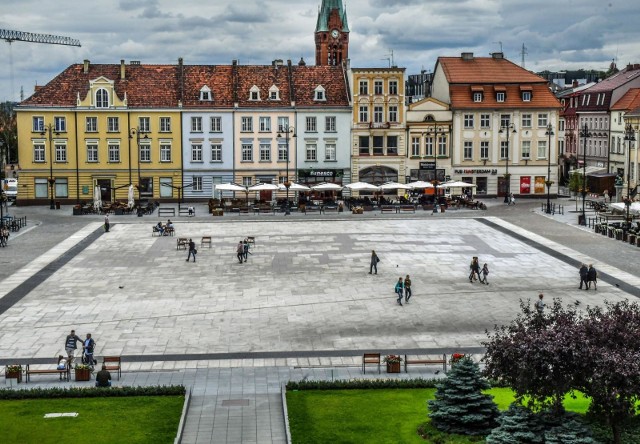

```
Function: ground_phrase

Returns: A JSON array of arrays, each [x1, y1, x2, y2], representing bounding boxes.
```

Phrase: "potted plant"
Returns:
[[383, 355, 403, 373], [450, 353, 466, 366], [74, 363, 92, 381], [5, 364, 22, 382]]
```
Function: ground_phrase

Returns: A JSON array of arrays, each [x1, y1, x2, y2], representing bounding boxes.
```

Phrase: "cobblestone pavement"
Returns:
[[0, 198, 638, 443]]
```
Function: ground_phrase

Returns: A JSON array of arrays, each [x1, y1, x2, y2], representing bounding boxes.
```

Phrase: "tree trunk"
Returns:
[[611, 418, 621, 444]]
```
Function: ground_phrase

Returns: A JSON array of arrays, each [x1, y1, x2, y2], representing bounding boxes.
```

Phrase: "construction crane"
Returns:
[[1, 29, 81, 101]]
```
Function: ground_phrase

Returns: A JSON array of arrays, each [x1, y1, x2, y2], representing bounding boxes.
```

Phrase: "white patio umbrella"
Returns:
[[277, 182, 310, 191], [248, 183, 279, 191], [127, 185, 135, 209], [379, 181, 412, 190], [611, 202, 640, 215], [215, 183, 247, 192], [345, 182, 380, 191], [311, 182, 343, 191], [406, 180, 435, 189], [437, 181, 477, 189], [93, 185, 102, 211]]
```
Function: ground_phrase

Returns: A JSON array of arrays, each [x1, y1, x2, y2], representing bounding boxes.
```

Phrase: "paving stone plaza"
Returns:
[[1, 201, 639, 443]]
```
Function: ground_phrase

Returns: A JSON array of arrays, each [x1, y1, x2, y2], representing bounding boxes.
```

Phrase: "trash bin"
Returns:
[[578, 214, 586, 226], [55, 201, 61, 210]]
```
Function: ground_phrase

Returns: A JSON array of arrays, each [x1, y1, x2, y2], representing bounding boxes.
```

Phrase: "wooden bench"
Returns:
[[400, 205, 415, 213], [103, 356, 122, 380], [362, 353, 381, 374], [404, 354, 447, 373], [176, 238, 188, 250], [381, 205, 396, 214], [304, 206, 321, 214], [164, 226, 175, 236], [201, 236, 212, 248], [152, 226, 163, 236], [25, 363, 70, 382], [158, 208, 175, 217], [179, 208, 195, 217]]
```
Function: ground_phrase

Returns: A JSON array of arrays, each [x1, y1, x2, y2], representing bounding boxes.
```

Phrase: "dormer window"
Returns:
[[522, 91, 531, 102], [249, 85, 261, 101], [496, 92, 505, 102], [96, 88, 109, 108], [314, 86, 326, 101], [269, 85, 280, 100], [473, 92, 483, 102], [199, 85, 212, 101]]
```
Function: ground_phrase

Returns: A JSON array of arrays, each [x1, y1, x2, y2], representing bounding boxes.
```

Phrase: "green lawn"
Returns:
[[286, 388, 591, 444], [0, 395, 184, 444]]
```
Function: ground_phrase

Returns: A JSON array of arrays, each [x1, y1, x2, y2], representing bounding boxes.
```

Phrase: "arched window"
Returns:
[[359, 166, 398, 185], [96, 89, 109, 108]]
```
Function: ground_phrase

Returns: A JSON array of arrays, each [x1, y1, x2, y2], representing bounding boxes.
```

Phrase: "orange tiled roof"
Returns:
[[291, 65, 349, 107], [450, 84, 561, 109], [181, 65, 235, 108], [611, 88, 640, 111], [438, 56, 548, 84]]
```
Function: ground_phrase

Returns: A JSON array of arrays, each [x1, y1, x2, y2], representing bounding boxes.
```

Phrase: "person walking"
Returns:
[[243, 239, 251, 262], [579, 263, 589, 290], [369, 250, 380, 275], [404, 275, 412, 302], [236, 241, 244, 264], [469, 257, 480, 283], [587, 264, 598, 290], [186, 238, 196, 262], [394, 277, 404, 306], [64, 329, 82, 362], [83, 333, 97, 366], [535, 293, 545, 314], [480, 263, 490, 285], [104, 214, 110, 232]]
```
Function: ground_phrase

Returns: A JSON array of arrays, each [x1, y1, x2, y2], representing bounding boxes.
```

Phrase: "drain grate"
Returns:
[[221, 399, 250, 407]]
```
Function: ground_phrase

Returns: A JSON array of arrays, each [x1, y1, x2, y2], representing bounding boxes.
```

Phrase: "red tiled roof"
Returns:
[[438, 56, 547, 84], [581, 66, 640, 93], [234, 65, 293, 107], [291, 65, 349, 107], [181, 65, 235, 108], [450, 84, 561, 109], [611, 88, 640, 111]]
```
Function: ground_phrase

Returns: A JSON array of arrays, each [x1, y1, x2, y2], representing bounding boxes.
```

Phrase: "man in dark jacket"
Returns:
[[64, 329, 82, 361], [587, 264, 597, 290], [579, 264, 589, 290], [186, 239, 196, 262], [95, 365, 112, 387]]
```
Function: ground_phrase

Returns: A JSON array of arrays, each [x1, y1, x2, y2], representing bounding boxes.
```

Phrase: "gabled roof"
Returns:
[[450, 84, 560, 109], [181, 65, 234, 108], [611, 88, 640, 111], [234, 65, 293, 108], [582, 65, 640, 93], [437, 56, 547, 84], [291, 65, 349, 107], [315, 0, 349, 32]]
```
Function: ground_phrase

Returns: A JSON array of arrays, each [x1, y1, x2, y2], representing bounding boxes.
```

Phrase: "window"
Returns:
[[374, 80, 383, 95], [34, 143, 45, 162], [211, 144, 222, 162], [139, 144, 151, 162], [388, 105, 398, 122], [87, 143, 98, 162], [314, 88, 326, 101], [325, 116, 336, 132], [249, 86, 260, 101], [191, 117, 202, 132], [208, 117, 221, 132], [537, 140, 547, 159], [463, 141, 473, 160], [521, 140, 531, 159], [464, 114, 474, 129], [500, 141, 509, 159], [55, 178, 68, 198], [35, 178, 48, 198], [359, 136, 370, 155], [500, 114, 511, 128], [480, 114, 490, 129], [538, 113, 548, 127], [191, 144, 202, 162], [559, 120, 565, 131], [473, 92, 483, 102], [522, 91, 532, 101], [33, 116, 44, 132], [389, 80, 398, 95], [199, 87, 211, 101], [269, 87, 279, 100], [496, 92, 505, 102], [278, 117, 289, 132], [160, 143, 172, 162], [192, 176, 203, 191], [241, 117, 253, 132], [359, 80, 368, 95], [259, 117, 271, 132], [160, 117, 171, 132], [242, 177, 252, 187], [107, 117, 119, 132], [108, 143, 120, 162], [278, 142, 287, 161], [305, 143, 317, 161], [161, 178, 174, 198], [260, 143, 271, 161], [242, 143, 253, 161], [480, 141, 489, 159], [438, 136, 447, 156], [139, 177, 153, 196], [411, 137, 420, 157], [425, 136, 434, 156], [374, 106, 383, 123], [96, 89, 109, 108], [86, 117, 97, 132], [521, 114, 532, 128], [359, 105, 368, 122], [139, 117, 150, 133], [55, 143, 67, 162], [306, 117, 317, 132], [373, 136, 384, 155], [325, 143, 336, 161], [387, 136, 398, 155]]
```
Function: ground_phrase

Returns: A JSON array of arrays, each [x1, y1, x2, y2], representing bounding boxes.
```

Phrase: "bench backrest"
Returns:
[[103, 356, 121, 365], [363, 353, 380, 363]]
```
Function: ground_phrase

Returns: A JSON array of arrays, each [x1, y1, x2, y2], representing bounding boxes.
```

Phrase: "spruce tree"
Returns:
[[427, 356, 499, 435], [544, 416, 596, 444], [485, 403, 544, 444]]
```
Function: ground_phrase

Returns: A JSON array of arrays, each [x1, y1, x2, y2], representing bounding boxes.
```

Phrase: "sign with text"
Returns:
[[534, 176, 546, 194], [420, 162, 436, 170], [453, 169, 498, 175], [520, 176, 531, 194]]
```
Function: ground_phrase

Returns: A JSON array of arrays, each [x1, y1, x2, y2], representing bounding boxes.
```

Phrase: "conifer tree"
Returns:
[[485, 403, 544, 444]]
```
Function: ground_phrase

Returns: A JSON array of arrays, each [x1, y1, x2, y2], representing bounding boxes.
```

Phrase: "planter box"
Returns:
[[75, 368, 91, 381], [212, 209, 224, 216], [386, 362, 401, 373], [5, 366, 22, 383]]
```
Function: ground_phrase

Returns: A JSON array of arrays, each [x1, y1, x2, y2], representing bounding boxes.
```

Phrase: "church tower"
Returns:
[[315, 0, 349, 66]]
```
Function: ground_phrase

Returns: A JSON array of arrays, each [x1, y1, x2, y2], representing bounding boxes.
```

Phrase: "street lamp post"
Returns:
[[424, 125, 447, 213], [40, 123, 57, 209], [579, 123, 591, 225], [277, 125, 296, 216], [624, 123, 636, 231], [499, 123, 517, 203], [129, 128, 147, 202], [545, 123, 554, 214]]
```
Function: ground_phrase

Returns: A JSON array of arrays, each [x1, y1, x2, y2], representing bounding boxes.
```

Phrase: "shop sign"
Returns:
[[309, 170, 336, 178], [534, 176, 546, 194], [453, 169, 498, 175], [520, 176, 531, 194], [420, 162, 436, 170]]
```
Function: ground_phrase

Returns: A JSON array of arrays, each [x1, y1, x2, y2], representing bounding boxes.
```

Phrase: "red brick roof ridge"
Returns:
[[438, 56, 548, 84]]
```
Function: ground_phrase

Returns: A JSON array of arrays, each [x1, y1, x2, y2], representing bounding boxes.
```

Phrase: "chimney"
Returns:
[[461, 52, 474, 61], [572, 79, 579, 88], [120, 60, 126, 80], [491, 52, 504, 60], [272, 59, 284, 67], [83, 59, 90, 74]]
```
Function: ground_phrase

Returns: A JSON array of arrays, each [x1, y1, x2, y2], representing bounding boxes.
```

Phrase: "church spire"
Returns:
[[315, 0, 350, 66], [315, 0, 349, 33]]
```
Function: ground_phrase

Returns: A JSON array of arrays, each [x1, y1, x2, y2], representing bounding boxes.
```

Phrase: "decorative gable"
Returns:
[[249, 85, 261, 101], [269, 85, 280, 100], [314, 85, 327, 101], [199, 85, 212, 101], [78, 76, 126, 108]]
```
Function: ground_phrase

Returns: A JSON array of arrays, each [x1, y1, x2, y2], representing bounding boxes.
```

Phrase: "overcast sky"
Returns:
[[1, 0, 638, 103]]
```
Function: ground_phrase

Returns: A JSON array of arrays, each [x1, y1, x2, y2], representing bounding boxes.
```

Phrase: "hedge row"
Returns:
[[286, 378, 440, 390], [0, 385, 186, 400]]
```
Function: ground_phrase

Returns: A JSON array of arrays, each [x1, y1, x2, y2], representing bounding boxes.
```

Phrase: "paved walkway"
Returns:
[[0, 198, 638, 443]]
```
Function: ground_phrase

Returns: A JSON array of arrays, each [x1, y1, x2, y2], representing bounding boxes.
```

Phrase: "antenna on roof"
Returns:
[[520, 43, 528, 68], [381, 49, 394, 68], [493, 41, 503, 53]]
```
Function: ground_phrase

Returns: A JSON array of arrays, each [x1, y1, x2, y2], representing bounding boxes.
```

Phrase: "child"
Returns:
[[480, 263, 490, 285]]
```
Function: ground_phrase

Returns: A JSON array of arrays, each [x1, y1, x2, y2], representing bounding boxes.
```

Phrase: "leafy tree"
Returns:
[[0, 104, 17, 174], [485, 403, 544, 444], [568, 172, 586, 195], [428, 356, 499, 436], [483, 299, 580, 414]]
